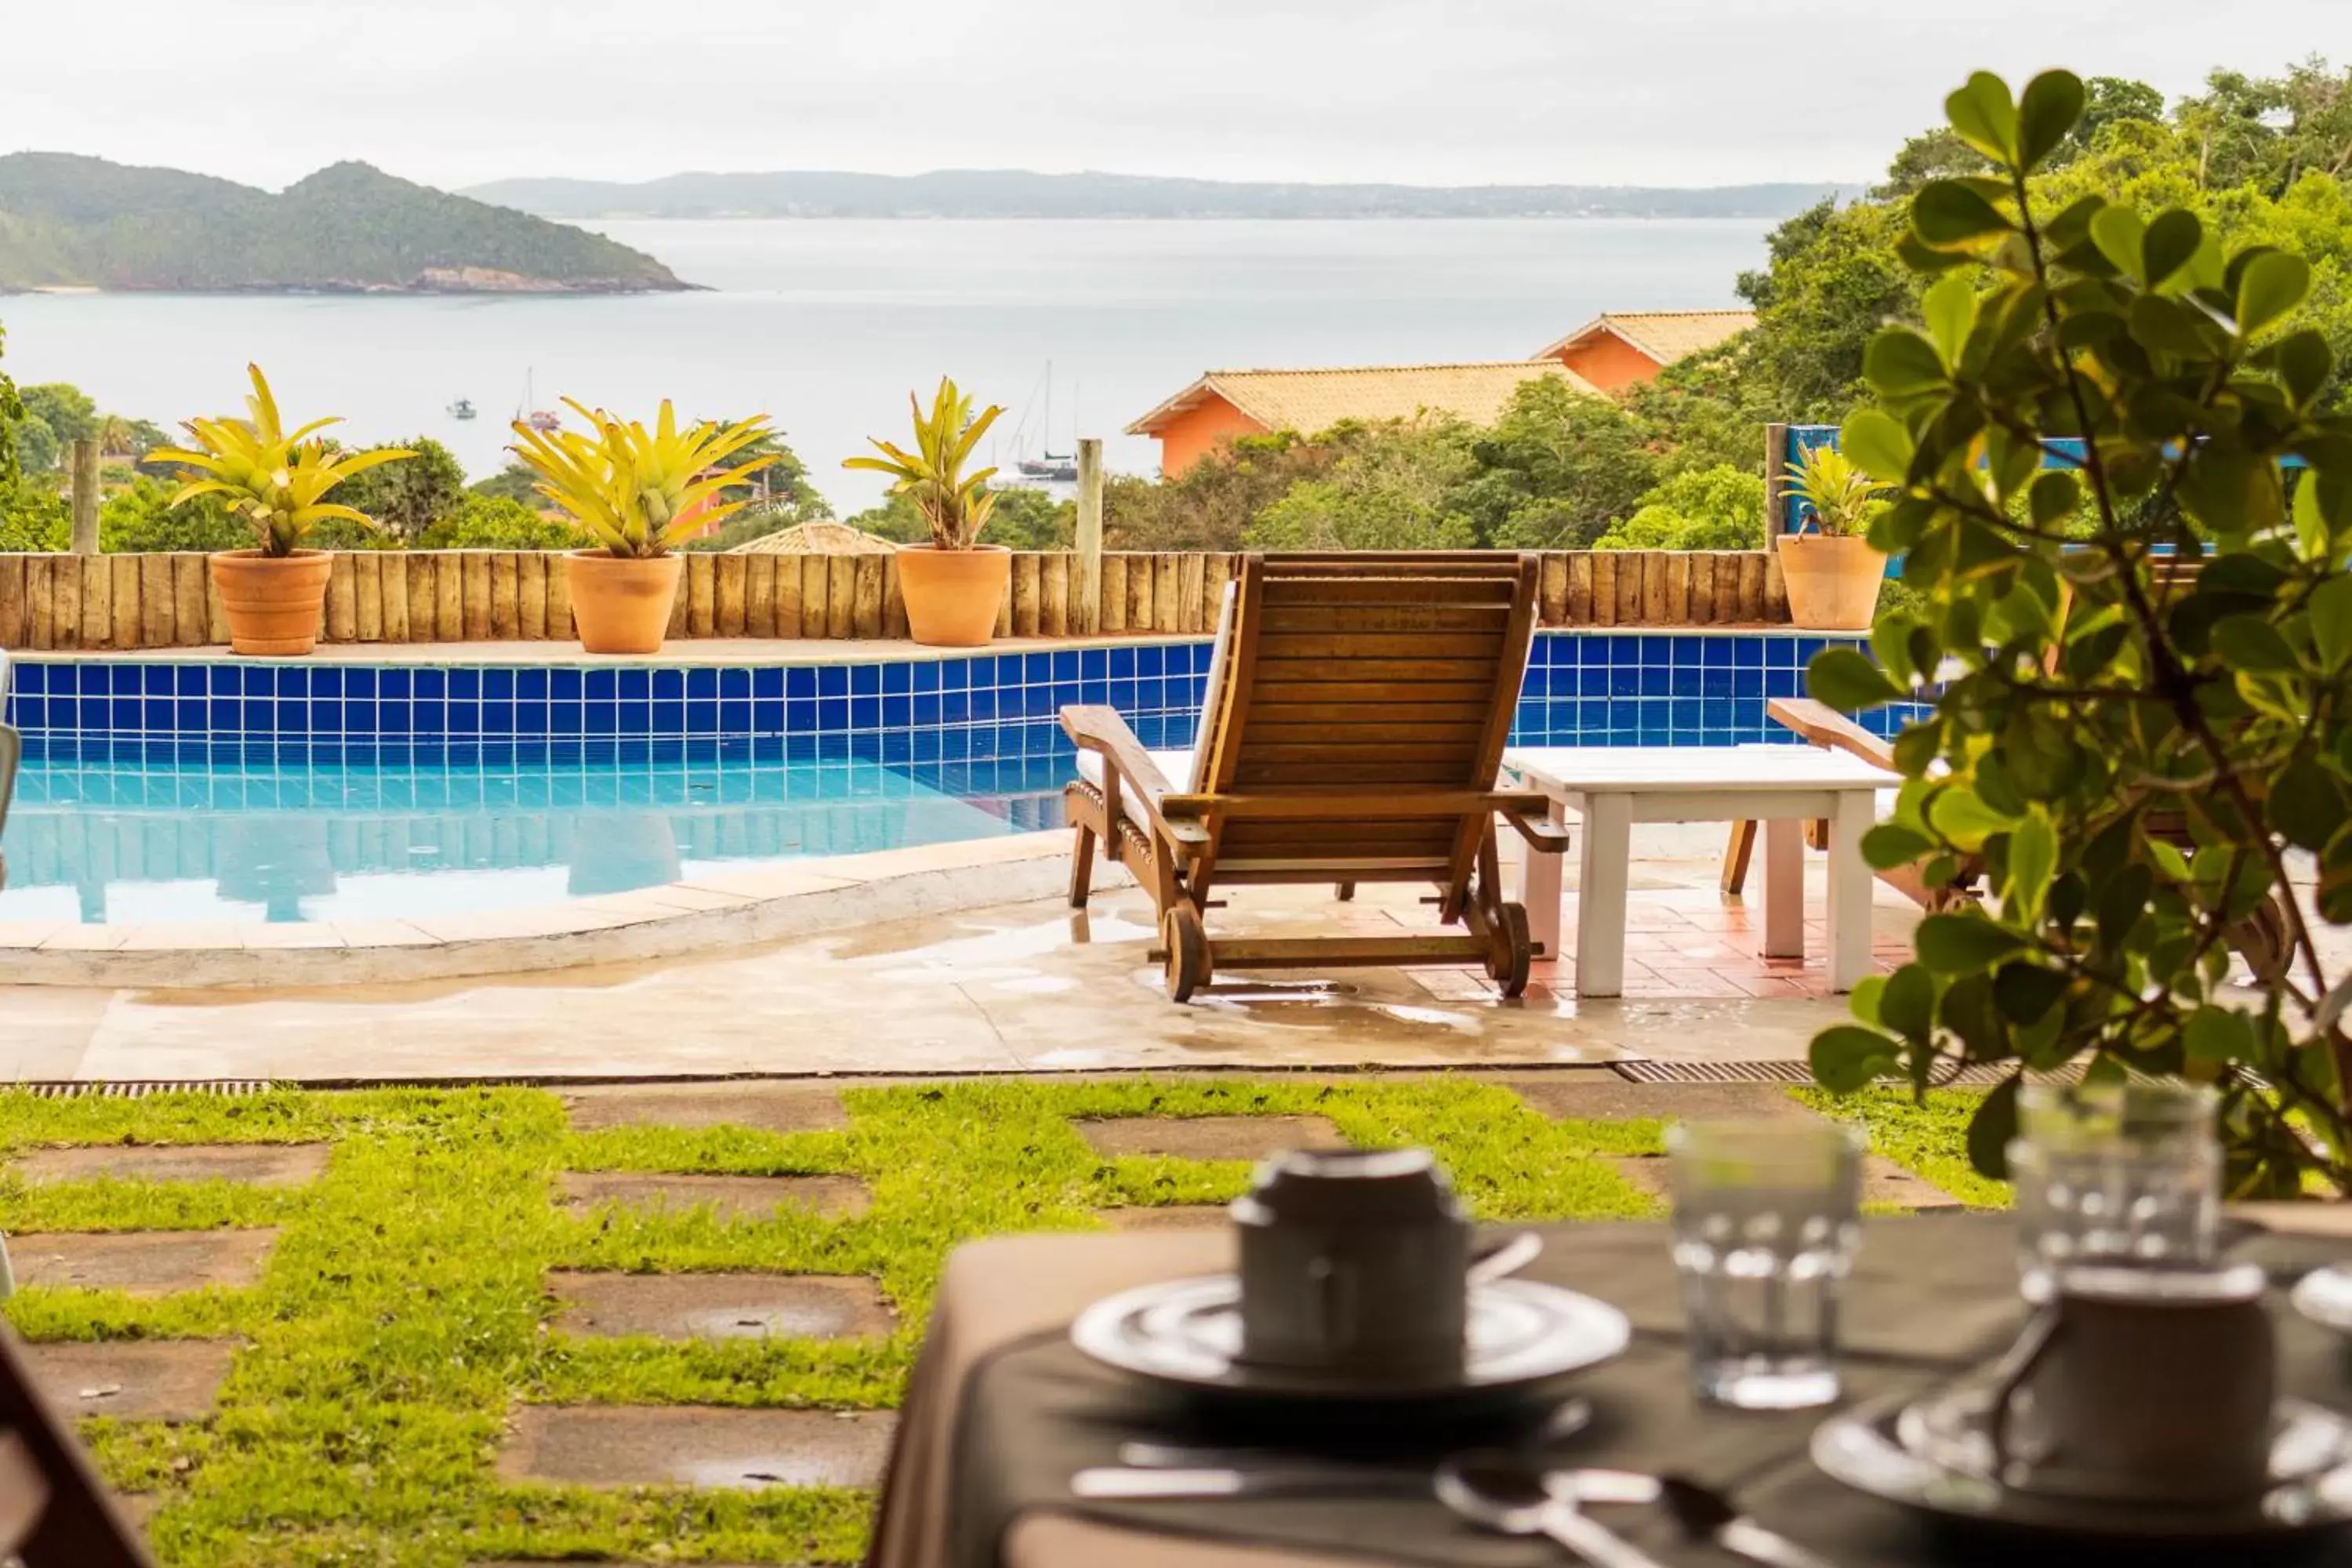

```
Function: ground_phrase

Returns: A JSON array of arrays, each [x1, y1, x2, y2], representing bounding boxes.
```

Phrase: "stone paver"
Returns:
[[1608, 1155, 1963, 1211], [562, 1083, 850, 1134], [1095, 1204, 1233, 1232], [7, 1229, 278, 1295], [1076, 1115, 1349, 1162], [1510, 1078, 1821, 1124], [11, 1144, 329, 1189], [498, 1406, 895, 1490], [550, 1272, 895, 1343], [557, 1171, 870, 1221], [23, 1341, 236, 1421]]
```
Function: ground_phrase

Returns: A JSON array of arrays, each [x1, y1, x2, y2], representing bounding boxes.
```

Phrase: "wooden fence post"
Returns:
[[69, 439, 100, 556], [1762, 422, 1789, 553], [1075, 437, 1104, 634]]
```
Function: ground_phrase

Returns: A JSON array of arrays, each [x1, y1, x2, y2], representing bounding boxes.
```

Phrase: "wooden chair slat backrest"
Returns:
[[0, 1324, 155, 1565], [1196, 554, 1540, 884]]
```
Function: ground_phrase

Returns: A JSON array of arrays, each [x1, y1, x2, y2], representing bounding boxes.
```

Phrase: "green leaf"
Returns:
[[2183, 1005, 2254, 1065], [2089, 207, 2147, 281], [2310, 575, 2352, 670], [1839, 408, 1915, 483], [2094, 862, 2154, 950], [2211, 615, 2299, 673], [1922, 274, 1979, 368], [1993, 961, 2067, 1025], [1967, 1076, 2023, 1179], [2143, 209, 2204, 289], [1879, 964, 1936, 1044], [1913, 180, 2012, 247], [1862, 823, 1934, 871], [1916, 912, 2029, 974], [2027, 470, 2080, 528], [1807, 648, 1903, 712], [2015, 71, 2085, 171], [2235, 251, 2310, 337], [1809, 1025, 1899, 1094], [2269, 755, 2343, 853], [2274, 329, 2335, 408], [2006, 810, 2057, 924], [1927, 787, 2019, 851], [2128, 295, 2211, 356], [1944, 71, 2020, 165]]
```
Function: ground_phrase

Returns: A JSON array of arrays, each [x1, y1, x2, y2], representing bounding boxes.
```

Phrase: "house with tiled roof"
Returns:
[[1533, 309, 1755, 391], [1127, 361, 1594, 477]]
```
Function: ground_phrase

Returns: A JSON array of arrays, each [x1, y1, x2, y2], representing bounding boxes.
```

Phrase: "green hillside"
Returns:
[[0, 154, 688, 293]]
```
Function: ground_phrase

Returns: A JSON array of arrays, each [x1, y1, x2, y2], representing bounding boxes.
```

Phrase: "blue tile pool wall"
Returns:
[[5, 633, 1921, 761]]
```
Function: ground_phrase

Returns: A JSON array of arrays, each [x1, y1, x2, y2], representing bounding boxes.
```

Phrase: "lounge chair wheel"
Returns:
[[1486, 902, 1533, 997], [1162, 904, 1210, 1002]]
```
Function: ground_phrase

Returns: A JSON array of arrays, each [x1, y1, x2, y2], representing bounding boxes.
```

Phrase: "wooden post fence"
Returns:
[[1075, 437, 1104, 634], [67, 441, 100, 557]]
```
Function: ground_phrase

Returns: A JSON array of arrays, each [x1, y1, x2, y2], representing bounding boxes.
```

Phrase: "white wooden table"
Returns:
[[1502, 745, 1899, 998]]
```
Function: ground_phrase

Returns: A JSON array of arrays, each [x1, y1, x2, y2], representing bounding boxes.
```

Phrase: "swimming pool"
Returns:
[[0, 632, 1886, 924]]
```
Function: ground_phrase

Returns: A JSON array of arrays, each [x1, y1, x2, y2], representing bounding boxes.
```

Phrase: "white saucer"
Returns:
[[1070, 1274, 1629, 1406]]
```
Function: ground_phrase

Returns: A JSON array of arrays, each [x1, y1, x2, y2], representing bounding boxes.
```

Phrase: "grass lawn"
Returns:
[[0, 1076, 1976, 1566]]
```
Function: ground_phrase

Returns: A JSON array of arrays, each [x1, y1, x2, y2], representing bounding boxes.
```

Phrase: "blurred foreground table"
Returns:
[[866, 1213, 2352, 1568]]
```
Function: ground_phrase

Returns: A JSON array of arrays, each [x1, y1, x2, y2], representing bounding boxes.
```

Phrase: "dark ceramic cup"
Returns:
[[1231, 1148, 1471, 1377]]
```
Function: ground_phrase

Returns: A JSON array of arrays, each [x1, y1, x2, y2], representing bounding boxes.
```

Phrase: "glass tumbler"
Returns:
[[2009, 1080, 2220, 1300], [1668, 1120, 1865, 1410]]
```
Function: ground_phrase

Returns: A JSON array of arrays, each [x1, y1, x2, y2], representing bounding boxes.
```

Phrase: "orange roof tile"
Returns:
[[1536, 309, 1755, 367], [1126, 360, 1593, 437]]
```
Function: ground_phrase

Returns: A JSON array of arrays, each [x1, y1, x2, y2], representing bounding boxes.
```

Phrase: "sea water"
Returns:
[[0, 217, 1769, 508]]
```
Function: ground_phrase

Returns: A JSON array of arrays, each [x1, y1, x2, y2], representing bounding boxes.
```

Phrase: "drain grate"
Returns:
[[1612, 1060, 2038, 1087], [11, 1080, 274, 1100]]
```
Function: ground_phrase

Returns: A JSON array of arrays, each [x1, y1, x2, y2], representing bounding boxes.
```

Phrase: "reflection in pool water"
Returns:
[[0, 742, 1067, 925]]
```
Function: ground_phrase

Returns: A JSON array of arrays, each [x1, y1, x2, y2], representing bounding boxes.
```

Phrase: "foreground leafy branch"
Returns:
[[1805, 68, 2352, 1196]]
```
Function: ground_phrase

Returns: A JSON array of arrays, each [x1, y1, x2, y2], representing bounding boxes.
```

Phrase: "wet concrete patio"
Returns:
[[0, 851, 1922, 1083]]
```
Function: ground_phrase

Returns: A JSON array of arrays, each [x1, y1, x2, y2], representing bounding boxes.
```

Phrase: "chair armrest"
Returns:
[[1766, 697, 1897, 771], [1058, 705, 1209, 848], [1504, 812, 1571, 853]]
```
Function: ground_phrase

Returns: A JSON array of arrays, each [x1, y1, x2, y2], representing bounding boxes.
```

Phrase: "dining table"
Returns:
[[864, 1210, 2352, 1568]]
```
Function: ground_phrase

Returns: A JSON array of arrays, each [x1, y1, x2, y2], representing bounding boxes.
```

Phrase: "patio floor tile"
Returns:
[[1076, 1115, 1348, 1161], [1509, 1080, 1820, 1124], [10, 1144, 329, 1188], [1607, 1155, 1964, 1210], [1094, 1204, 1232, 1232], [23, 1340, 236, 1421], [556, 1171, 870, 1221], [7, 1229, 278, 1295], [497, 1406, 895, 1490], [548, 1271, 895, 1342]]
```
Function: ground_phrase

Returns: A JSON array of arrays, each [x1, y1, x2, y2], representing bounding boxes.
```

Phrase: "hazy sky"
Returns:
[[2, 1, 2337, 191]]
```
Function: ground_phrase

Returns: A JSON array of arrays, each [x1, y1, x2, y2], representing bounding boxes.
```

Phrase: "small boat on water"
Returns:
[[1016, 454, 1079, 483], [514, 370, 562, 434], [1006, 361, 1080, 484], [446, 397, 477, 421]]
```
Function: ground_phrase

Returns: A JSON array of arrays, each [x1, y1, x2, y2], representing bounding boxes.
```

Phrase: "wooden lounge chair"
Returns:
[[0, 650, 16, 891], [0, 1317, 157, 1564], [1062, 552, 1570, 1001]]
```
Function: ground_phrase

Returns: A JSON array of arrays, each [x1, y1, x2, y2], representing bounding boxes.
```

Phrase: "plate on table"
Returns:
[[1813, 1388, 2352, 1543], [1070, 1274, 1629, 1411], [2292, 1265, 2352, 1332]]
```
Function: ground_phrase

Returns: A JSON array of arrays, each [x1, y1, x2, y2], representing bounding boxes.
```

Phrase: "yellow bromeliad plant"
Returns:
[[510, 400, 778, 559], [151, 365, 413, 556], [842, 377, 1004, 549]]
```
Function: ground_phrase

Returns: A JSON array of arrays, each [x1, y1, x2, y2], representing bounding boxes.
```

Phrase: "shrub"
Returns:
[[1592, 465, 1765, 551], [0, 477, 67, 551], [415, 496, 589, 550]]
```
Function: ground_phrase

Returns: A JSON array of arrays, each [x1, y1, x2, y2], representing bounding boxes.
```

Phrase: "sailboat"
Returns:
[[1015, 361, 1079, 482], [515, 370, 561, 434]]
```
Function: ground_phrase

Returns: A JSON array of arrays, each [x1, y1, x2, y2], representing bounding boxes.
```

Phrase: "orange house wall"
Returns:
[[1150, 396, 1270, 476], [1547, 334, 1665, 393]]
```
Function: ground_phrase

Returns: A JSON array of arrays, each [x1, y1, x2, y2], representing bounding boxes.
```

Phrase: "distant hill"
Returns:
[[461, 169, 1862, 221], [0, 154, 690, 293]]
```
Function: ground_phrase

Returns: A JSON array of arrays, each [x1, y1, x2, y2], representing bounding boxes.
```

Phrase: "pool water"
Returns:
[[0, 740, 1072, 926]]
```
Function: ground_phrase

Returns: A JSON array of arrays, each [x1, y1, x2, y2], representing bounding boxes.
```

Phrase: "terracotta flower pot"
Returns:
[[565, 550, 684, 655], [896, 543, 1011, 647], [1779, 533, 1886, 631], [209, 550, 336, 656]]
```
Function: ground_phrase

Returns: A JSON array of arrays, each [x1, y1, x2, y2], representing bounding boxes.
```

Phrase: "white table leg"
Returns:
[[1574, 793, 1632, 998], [1520, 798, 1566, 964], [1827, 790, 1875, 991], [1762, 817, 1805, 960]]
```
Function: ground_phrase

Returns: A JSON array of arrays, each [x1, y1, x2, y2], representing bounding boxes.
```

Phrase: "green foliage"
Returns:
[[12, 382, 98, 474], [331, 435, 467, 542], [510, 401, 778, 559], [1783, 444, 1882, 536], [0, 476, 66, 550], [1592, 464, 1763, 551], [414, 495, 589, 550], [97, 477, 248, 553], [0, 323, 20, 488], [1802, 67, 2352, 1197], [848, 486, 1071, 551], [1103, 431, 1324, 550], [1246, 417, 1478, 550], [1736, 198, 1918, 415], [149, 365, 413, 557], [1455, 378, 1662, 549], [468, 461, 543, 505]]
